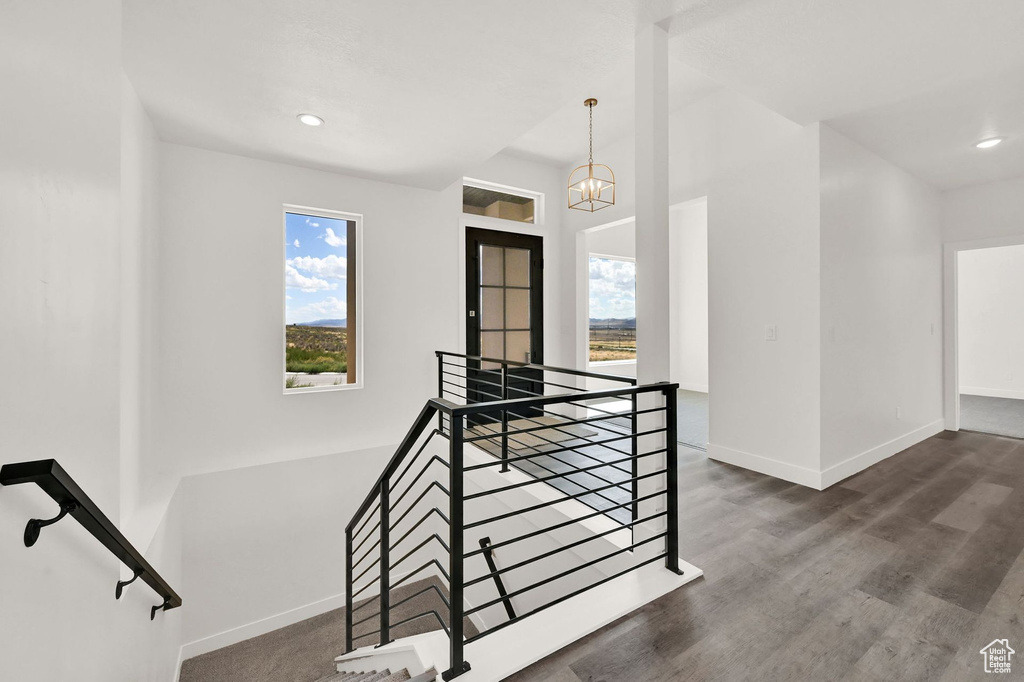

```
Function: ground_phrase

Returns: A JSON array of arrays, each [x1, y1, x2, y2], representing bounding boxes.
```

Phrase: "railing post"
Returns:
[[664, 386, 683, 575], [500, 364, 510, 473], [444, 414, 471, 680], [437, 352, 445, 433], [378, 480, 392, 646], [631, 391, 639, 525], [345, 526, 354, 652]]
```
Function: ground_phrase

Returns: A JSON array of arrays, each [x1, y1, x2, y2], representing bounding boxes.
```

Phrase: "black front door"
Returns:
[[465, 227, 544, 417]]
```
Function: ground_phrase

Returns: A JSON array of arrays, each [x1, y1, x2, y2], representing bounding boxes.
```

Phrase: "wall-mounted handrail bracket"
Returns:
[[151, 598, 171, 621], [24, 501, 77, 547], [116, 568, 144, 600]]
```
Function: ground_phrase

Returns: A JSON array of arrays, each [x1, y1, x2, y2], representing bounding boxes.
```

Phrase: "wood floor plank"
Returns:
[[503, 431, 1024, 682]]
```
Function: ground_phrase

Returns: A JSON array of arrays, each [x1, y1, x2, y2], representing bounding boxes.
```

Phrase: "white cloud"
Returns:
[[288, 296, 347, 323], [589, 257, 636, 319], [285, 264, 336, 292], [287, 254, 347, 280], [293, 239, 300, 248], [324, 227, 345, 248]]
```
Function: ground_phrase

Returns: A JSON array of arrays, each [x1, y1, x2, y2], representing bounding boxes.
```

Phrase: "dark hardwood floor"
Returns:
[[503, 430, 1024, 681]]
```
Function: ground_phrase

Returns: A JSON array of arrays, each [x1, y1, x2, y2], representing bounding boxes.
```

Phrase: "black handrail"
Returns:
[[0, 459, 182, 619]]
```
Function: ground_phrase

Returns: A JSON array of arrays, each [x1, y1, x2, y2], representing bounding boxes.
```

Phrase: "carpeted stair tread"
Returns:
[[360, 671, 396, 682], [378, 669, 413, 682], [406, 670, 438, 682]]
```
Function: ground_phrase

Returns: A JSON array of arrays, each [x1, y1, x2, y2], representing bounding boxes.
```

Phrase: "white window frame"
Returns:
[[282, 204, 364, 394], [586, 252, 637, 367]]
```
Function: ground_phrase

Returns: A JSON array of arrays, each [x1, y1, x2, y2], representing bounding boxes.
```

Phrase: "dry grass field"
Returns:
[[589, 327, 636, 362]]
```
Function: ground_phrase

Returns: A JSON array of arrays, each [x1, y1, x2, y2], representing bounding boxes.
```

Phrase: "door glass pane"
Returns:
[[481, 287, 504, 330], [505, 289, 530, 329], [481, 331, 504, 369], [505, 248, 530, 287], [506, 331, 531, 364], [481, 246, 504, 286]]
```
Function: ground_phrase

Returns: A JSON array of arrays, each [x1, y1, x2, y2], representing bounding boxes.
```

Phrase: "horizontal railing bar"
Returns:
[[436, 350, 637, 386], [464, 448, 667, 501], [391, 558, 451, 591], [464, 468, 666, 530], [350, 595, 380, 614], [463, 552, 669, 645], [462, 407, 665, 444], [389, 533, 451, 573], [389, 507, 450, 554], [464, 425, 666, 471], [465, 510, 668, 588], [0, 459, 182, 610], [465, 532, 668, 616], [450, 383, 675, 418], [351, 537, 381, 571], [389, 455, 449, 513], [352, 554, 382, 585], [389, 610, 451, 639], [352, 500, 381, 542], [346, 403, 440, 532], [390, 430, 447, 494], [351, 627, 381, 642], [464, 489, 667, 559], [351, 605, 382, 628], [352, 518, 381, 557], [351, 576, 382, 601], [466, 409, 635, 469], [390, 480, 450, 532], [387, 583, 452, 613]]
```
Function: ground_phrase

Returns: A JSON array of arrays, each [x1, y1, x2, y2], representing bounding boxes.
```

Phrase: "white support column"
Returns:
[[635, 23, 671, 385], [633, 24, 674, 564]]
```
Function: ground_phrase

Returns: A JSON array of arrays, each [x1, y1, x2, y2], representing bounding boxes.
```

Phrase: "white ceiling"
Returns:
[[124, 0, 1024, 192], [123, 0, 651, 190], [665, 0, 1024, 190]]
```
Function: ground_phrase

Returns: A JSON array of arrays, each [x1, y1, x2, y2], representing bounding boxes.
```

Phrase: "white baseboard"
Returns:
[[960, 386, 1024, 400], [819, 419, 945, 489], [676, 383, 708, 394], [707, 443, 822, 489], [178, 592, 346, 663]]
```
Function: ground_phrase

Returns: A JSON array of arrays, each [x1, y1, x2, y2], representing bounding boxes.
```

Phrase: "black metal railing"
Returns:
[[344, 351, 680, 680], [0, 459, 182, 619]]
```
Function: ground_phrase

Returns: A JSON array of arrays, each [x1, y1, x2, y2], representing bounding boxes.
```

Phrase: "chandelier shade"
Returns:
[[568, 98, 615, 212]]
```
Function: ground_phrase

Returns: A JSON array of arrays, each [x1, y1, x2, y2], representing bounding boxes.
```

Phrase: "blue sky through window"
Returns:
[[589, 256, 636, 320], [285, 212, 349, 325]]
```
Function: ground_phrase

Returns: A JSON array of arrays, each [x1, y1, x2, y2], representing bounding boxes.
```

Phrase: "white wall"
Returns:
[[942, 175, 1024, 244], [0, 2, 182, 680], [561, 89, 823, 486], [154, 144, 454, 485], [958, 244, 1024, 399], [669, 198, 708, 393], [818, 126, 944, 486]]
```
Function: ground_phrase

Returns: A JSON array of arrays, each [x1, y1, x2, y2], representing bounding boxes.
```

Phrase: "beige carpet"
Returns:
[[180, 576, 472, 682]]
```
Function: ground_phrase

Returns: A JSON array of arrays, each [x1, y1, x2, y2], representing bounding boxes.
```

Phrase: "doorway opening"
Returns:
[[955, 243, 1024, 439], [669, 198, 709, 451]]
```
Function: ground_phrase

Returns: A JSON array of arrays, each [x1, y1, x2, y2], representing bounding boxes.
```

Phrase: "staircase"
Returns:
[[338, 351, 689, 680]]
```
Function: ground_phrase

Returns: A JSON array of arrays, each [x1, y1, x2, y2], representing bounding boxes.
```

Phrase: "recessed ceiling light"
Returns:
[[976, 137, 1003, 149], [298, 114, 324, 127]]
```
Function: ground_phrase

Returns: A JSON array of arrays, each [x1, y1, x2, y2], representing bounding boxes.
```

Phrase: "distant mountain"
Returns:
[[589, 317, 636, 329], [295, 319, 346, 327]]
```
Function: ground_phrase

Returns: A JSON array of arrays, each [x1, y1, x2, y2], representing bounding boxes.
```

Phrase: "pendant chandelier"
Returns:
[[568, 98, 615, 212]]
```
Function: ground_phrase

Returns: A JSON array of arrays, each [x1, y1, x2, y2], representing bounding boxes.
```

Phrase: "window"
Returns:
[[588, 256, 636, 363], [283, 207, 360, 392], [462, 179, 541, 224]]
